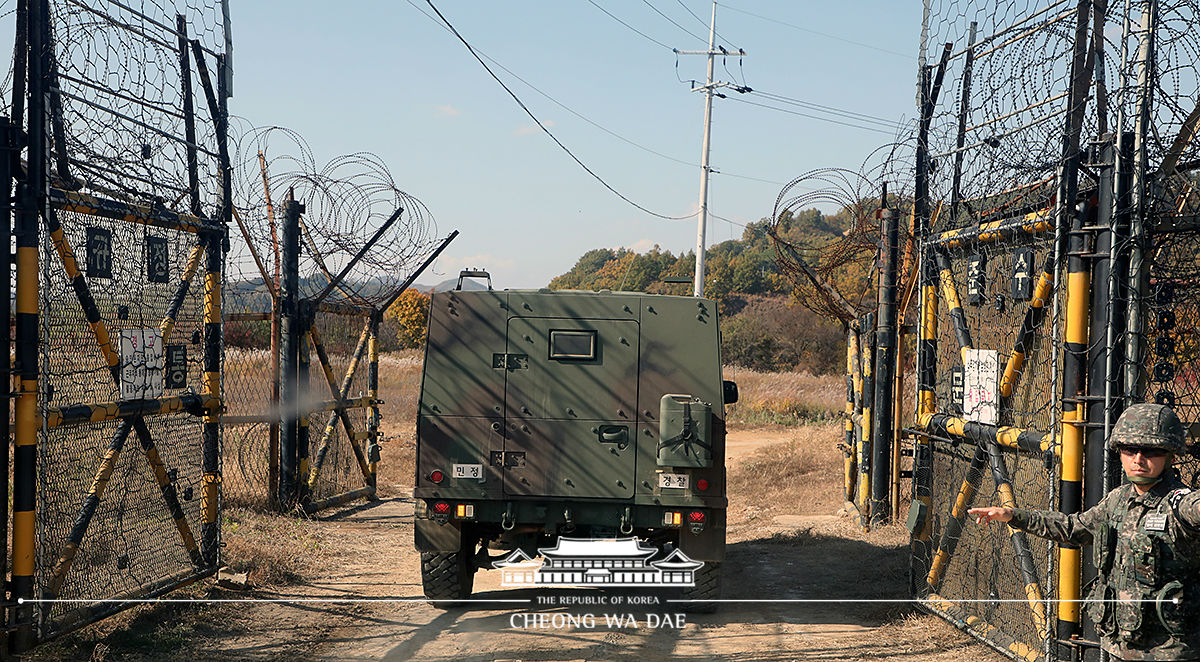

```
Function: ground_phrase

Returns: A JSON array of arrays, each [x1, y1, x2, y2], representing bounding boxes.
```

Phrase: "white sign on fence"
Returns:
[[962, 348, 999, 425], [120, 328, 164, 400]]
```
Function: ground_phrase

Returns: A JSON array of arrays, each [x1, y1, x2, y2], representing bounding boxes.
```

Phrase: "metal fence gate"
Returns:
[[903, 1, 1200, 659], [4, 0, 231, 651]]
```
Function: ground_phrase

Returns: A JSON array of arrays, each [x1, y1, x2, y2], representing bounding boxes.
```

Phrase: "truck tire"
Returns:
[[680, 561, 721, 613], [421, 542, 475, 606]]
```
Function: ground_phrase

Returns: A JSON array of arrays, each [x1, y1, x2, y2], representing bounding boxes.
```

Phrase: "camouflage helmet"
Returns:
[[1108, 403, 1187, 454]]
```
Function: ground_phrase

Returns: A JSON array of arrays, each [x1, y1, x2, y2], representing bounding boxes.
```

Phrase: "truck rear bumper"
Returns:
[[413, 497, 726, 561]]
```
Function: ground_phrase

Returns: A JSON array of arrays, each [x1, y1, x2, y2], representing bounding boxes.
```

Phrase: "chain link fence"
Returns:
[[3, 0, 230, 649]]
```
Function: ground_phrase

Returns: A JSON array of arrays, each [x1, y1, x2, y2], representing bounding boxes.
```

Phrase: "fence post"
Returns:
[[201, 227, 223, 565], [270, 304, 281, 507], [199, 40, 230, 568], [298, 306, 312, 506], [910, 243, 938, 594], [11, 0, 49, 650], [1124, 0, 1157, 406], [175, 14, 201, 217], [1053, 1, 1095, 649], [0, 115, 10, 658], [279, 193, 303, 509], [871, 206, 900, 526], [856, 312, 875, 528], [843, 327, 858, 505], [1103, 132, 1134, 495], [367, 310, 382, 496]]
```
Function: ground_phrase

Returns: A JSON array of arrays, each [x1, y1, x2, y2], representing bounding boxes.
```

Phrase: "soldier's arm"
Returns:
[[1008, 492, 1114, 545], [1170, 490, 1200, 529]]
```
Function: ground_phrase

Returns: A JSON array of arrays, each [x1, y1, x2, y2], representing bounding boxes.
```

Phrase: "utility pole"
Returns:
[[675, 1, 746, 297]]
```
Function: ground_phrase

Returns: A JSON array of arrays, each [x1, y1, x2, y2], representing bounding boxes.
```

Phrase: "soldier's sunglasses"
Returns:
[[1117, 446, 1170, 459]]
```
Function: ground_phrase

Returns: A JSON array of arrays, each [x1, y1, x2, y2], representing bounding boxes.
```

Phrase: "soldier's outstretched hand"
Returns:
[[968, 506, 1014, 524]]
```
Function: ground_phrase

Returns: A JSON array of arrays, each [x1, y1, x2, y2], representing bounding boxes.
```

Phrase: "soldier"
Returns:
[[969, 403, 1200, 661]]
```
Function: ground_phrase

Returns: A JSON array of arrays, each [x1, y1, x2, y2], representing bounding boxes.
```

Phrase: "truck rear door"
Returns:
[[501, 316, 639, 499]]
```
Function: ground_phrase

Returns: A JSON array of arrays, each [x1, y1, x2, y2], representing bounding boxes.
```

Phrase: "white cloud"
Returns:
[[436, 104, 462, 117], [618, 238, 657, 253], [513, 120, 553, 136]]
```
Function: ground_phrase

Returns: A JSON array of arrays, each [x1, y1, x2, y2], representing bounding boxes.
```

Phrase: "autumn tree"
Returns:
[[385, 288, 431, 349]]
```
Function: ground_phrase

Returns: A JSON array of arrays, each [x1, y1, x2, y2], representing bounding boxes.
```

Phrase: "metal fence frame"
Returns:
[[843, 2, 1200, 660]]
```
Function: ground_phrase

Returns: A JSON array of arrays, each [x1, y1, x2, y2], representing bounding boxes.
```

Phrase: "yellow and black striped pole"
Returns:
[[0, 115, 13, 653], [1056, 199, 1090, 650], [1052, 5, 1095, 632], [366, 311, 382, 493], [984, 442, 1048, 635], [199, 49, 230, 559], [922, 413, 1055, 456], [160, 241, 205, 342], [935, 251, 973, 361], [926, 443, 988, 591], [843, 328, 858, 504], [13, 4, 48, 646], [12, 128, 41, 654], [856, 313, 875, 527], [201, 229, 222, 565], [917, 247, 938, 426], [999, 252, 1055, 401]]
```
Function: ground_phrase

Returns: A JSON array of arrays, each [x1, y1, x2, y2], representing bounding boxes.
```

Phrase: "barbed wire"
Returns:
[[226, 118, 439, 309]]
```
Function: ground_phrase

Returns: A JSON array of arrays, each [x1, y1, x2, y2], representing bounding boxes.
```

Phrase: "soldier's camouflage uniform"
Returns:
[[1011, 474, 1200, 660]]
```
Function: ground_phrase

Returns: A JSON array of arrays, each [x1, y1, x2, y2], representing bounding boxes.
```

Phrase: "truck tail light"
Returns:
[[455, 504, 475, 519], [433, 501, 450, 514], [696, 479, 709, 491], [429, 470, 445, 484], [689, 511, 705, 523], [663, 511, 682, 526]]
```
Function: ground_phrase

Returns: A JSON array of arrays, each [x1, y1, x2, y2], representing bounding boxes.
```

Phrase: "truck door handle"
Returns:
[[598, 425, 628, 445]]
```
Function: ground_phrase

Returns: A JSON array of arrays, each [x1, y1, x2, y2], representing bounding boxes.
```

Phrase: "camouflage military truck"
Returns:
[[413, 272, 736, 606]]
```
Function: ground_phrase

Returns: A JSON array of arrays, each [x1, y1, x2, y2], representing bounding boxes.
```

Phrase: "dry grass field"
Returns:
[[723, 365, 846, 427]]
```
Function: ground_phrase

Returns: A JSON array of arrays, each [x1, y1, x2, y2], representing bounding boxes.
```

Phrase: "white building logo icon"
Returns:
[[493, 537, 704, 588]]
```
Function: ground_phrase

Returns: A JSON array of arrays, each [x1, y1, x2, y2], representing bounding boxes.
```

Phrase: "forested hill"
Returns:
[[547, 208, 855, 374], [547, 208, 851, 304]]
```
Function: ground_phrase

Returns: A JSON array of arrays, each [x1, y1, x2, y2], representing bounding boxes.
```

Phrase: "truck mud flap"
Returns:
[[676, 510, 726, 561], [415, 517, 464, 552]]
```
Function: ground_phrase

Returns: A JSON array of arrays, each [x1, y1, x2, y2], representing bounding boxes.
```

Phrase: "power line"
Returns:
[[750, 89, 909, 130], [642, 0, 707, 44], [583, 0, 674, 51], [407, 0, 786, 186], [423, 0, 698, 221], [709, 210, 749, 229], [725, 95, 903, 136], [719, 171, 787, 186], [720, 5, 913, 59]]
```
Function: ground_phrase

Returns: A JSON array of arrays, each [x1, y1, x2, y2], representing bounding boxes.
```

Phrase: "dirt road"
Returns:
[[178, 493, 998, 662], [185, 426, 999, 662], [42, 425, 1004, 661]]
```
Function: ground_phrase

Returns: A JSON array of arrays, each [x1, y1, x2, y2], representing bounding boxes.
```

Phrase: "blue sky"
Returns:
[[230, 1, 924, 289]]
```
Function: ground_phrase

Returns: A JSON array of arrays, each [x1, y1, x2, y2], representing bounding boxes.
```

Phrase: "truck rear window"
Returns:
[[549, 329, 597, 360]]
